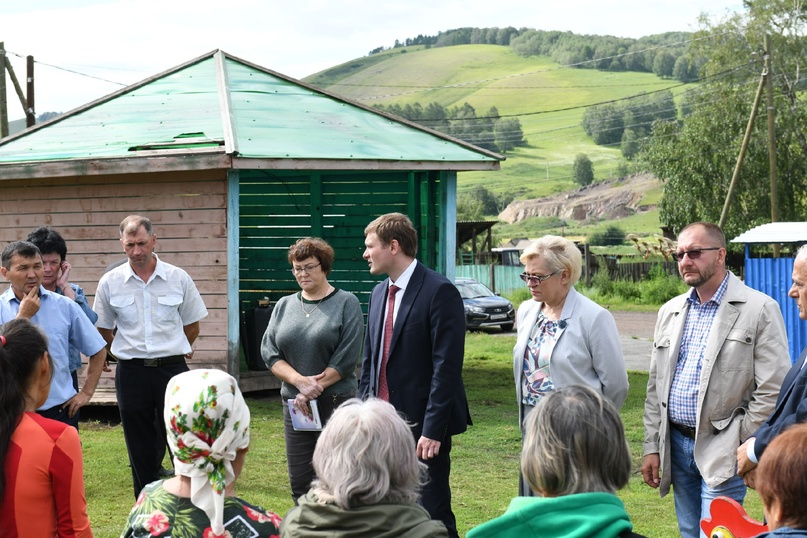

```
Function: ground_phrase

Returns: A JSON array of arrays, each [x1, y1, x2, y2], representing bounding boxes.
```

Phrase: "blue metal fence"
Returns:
[[743, 251, 806, 364], [455, 265, 524, 295]]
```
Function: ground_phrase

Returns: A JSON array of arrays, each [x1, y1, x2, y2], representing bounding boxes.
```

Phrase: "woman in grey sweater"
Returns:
[[261, 237, 364, 502]]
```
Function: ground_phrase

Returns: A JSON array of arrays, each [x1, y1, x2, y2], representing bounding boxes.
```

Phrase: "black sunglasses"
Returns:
[[672, 247, 721, 262]]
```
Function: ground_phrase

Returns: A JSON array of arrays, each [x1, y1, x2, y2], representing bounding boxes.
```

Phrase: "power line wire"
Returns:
[[4, 48, 128, 86]]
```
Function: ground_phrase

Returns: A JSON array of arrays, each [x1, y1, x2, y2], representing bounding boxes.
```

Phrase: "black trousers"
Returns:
[[282, 392, 353, 502], [420, 434, 458, 538], [116, 359, 188, 497], [37, 401, 80, 430]]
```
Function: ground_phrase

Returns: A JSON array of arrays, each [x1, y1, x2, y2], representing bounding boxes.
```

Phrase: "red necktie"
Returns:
[[378, 285, 400, 401]]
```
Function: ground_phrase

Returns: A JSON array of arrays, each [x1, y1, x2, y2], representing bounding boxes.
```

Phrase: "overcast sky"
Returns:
[[3, 0, 744, 121]]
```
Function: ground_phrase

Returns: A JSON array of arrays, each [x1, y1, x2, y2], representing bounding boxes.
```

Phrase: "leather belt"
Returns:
[[670, 421, 696, 439], [131, 355, 186, 367]]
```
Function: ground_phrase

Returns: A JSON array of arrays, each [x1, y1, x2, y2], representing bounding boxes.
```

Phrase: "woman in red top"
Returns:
[[0, 318, 93, 537]]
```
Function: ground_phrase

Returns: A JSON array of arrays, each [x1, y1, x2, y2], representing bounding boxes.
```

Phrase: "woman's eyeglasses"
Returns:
[[291, 262, 321, 275], [519, 271, 559, 285], [671, 247, 721, 262]]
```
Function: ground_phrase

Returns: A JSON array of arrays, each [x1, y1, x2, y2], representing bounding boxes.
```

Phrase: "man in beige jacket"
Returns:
[[641, 222, 789, 538]]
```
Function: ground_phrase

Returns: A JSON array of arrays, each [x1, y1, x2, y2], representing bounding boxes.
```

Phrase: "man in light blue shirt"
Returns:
[[0, 241, 107, 429], [27, 226, 99, 393]]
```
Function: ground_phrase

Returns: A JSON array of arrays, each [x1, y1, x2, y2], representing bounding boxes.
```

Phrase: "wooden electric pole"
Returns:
[[0, 45, 37, 135], [1, 42, 8, 138], [719, 72, 766, 229], [764, 34, 780, 257], [26, 55, 34, 127]]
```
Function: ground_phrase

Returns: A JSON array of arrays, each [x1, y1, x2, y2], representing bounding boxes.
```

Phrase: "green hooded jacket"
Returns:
[[466, 492, 638, 538], [280, 491, 448, 538]]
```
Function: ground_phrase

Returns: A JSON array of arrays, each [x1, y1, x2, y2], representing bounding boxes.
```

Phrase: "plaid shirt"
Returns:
[[668, 272, 730, 428]]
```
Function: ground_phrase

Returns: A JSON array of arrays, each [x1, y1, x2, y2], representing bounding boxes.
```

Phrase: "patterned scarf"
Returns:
[[164, 369, 250, 536]]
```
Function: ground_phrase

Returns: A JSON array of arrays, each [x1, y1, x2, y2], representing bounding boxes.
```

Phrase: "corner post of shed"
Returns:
[[227, 169, 241, 378], [441, 170, 457, 280]]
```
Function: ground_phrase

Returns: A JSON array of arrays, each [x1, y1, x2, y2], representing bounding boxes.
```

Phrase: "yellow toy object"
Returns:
[[708, 526, 735, 538]]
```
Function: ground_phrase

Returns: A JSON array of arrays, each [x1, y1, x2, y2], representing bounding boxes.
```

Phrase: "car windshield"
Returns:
[[458, 282, 495, 299]]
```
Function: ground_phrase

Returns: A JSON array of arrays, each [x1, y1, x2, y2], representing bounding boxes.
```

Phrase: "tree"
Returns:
[[652, 52, 676, 78], [494, 118, 524, 153], [572, 154, 594, 186], [621, 128, 642, 160], [641, 0, 807, 238], [581, 103, 624, 145], [457, 193, 485, 221], [673, 55, 692, 82]]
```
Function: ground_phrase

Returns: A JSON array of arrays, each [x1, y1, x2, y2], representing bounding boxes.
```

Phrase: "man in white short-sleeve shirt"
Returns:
[[94, 215, 208, 497]]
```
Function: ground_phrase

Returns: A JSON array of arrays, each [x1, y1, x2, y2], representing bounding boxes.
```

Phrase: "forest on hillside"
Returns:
[[373, 27, 702, 82], [373, 102, 525, 154]]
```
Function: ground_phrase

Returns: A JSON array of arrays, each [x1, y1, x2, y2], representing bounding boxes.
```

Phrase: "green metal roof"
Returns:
[[0, 50, 501, 174]]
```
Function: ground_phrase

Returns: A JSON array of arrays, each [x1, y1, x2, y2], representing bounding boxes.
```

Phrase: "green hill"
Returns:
[[304, 44, 685, 240]]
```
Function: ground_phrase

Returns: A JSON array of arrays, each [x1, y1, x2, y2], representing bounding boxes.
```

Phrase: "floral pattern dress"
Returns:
[[521, 312, 564, 407], [121, 481, 281, 538]]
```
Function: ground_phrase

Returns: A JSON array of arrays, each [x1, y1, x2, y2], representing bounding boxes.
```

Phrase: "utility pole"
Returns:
[[764, 34, 779, 257], [26, 55, 35, 127], [1, 42, 8, 138], [0, 44, 37, 134], [719, 71, 766, 229]]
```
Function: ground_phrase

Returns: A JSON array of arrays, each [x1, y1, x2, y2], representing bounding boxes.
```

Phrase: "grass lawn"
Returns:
[[80, 330, 764, 537]]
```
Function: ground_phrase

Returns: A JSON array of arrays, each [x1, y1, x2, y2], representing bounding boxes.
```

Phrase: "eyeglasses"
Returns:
[[519, 271, 559, 285], [291, 262, 321, 275], [672, 247, 721, 262]]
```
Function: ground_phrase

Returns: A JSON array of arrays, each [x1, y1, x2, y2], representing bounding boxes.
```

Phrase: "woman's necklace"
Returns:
[[300, 296, 324, 318], [300, 286, 332, 318]]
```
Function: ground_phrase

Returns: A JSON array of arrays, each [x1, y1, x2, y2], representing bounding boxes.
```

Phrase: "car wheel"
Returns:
[[500, 322, 514, 332]]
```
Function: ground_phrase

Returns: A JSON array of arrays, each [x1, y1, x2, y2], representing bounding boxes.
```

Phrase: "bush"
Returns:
[[505, 286, 532, 307], [580, 263, 685, 307], [640, 266, 687, 304], [589, 225, 625, 246], [613, 280, 642, 302], [590, 265, 613, 296]]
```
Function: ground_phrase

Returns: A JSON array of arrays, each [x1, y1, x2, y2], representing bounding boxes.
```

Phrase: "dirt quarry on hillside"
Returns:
[[498, 173, 660, 224]]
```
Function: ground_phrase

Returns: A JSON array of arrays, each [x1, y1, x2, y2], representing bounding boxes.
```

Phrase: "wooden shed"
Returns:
[[0, 50, 501, 399]]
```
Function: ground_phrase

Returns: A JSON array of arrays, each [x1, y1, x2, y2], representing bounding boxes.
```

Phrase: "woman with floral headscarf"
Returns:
[[121, 369, 281, 538]]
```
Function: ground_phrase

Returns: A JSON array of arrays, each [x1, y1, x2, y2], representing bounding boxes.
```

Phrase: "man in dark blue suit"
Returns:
[[359, 212, 471, 538], [737, 245, 807, 487]]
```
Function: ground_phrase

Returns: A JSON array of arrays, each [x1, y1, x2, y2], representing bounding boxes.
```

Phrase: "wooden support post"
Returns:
[[719, 71, 766, 229], [764, 34, 779, 257], [26, 55, 35, 127], [0, 42, 8, 138]]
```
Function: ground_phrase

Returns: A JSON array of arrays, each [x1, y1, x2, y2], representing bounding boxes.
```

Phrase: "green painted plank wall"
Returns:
[[238, 169, 445, 315]]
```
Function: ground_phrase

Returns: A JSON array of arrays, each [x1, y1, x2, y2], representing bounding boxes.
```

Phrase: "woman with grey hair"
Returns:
[[280, 398, 448, 537], [513, 234, 628, 495], [468, 385, 644, 538]]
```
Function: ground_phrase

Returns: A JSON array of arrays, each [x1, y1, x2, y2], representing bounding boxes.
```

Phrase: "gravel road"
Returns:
[[610, 310, 656, 372]]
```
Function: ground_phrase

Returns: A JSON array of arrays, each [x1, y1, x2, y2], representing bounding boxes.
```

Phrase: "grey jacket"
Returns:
[[643, 272, 789, 495], [513, 286, 629, 425]]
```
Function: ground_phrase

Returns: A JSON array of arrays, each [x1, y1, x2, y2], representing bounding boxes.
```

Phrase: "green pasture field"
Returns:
[[308, 44, 682, 241], [308, 44, 688, 202], [80, 330, 763, 537]]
